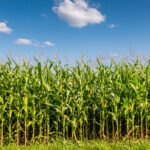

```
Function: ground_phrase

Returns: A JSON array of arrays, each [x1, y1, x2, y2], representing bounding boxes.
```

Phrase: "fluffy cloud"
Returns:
[[53, 0, 106, 28], [0, 22, 12, 34], [15, 38, 33, 45]]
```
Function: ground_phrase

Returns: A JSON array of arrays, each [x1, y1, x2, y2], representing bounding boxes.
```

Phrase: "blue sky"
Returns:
[[0, 0, 150, 61]]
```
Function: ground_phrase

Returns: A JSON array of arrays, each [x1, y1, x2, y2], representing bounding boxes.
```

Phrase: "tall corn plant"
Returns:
[[0, 57, 150, 145]]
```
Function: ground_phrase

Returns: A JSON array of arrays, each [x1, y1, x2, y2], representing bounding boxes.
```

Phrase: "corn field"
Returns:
[[0, 58, 150, 145]]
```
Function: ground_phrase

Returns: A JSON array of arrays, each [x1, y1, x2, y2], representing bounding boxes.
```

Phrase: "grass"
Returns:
[[0, 140, 150, 150]]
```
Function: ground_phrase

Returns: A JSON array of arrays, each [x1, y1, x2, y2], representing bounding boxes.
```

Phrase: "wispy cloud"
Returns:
[[15, 38, 33, 45], [15, 38, 55, 47], [40, 13, 49, 19], [0, 22, 12, 34], [53, 0, 106, 28], [107, 23, 117, 29], [44, 41, 55, 47]]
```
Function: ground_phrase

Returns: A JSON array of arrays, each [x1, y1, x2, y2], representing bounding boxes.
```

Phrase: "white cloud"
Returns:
[[15, 38, 55, 47], [44, 41, 55, 47], [0, 22, 12, 34], [15, 38, 33, 45], [108, 24, 116, 29], [53, 0, 106, 28]]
